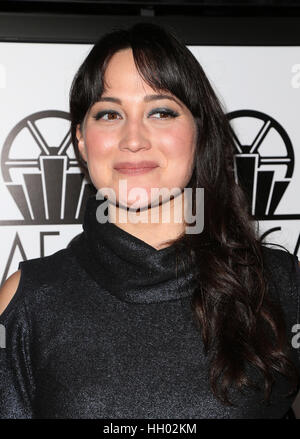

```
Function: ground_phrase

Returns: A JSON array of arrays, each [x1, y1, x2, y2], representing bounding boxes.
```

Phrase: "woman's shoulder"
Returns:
[[0, 238, 82, 323], [261, 244, 299, 283], [261, 244, 300, 322], [0, 270, 21, 317]]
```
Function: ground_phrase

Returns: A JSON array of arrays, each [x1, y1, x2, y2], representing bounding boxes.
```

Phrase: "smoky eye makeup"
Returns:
[[148, 108, 179, 118], [92, 110, 120, 121], [92, 107, 180, 121]]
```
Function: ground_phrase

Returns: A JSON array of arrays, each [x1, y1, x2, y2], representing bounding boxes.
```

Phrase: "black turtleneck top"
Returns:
[[0, 195, 300, 419]]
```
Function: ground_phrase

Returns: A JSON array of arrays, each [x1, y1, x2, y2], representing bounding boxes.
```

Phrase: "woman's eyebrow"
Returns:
[[98, 94, 183, 108]]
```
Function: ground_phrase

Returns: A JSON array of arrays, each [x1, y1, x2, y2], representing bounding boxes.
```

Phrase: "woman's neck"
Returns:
[[107, 191, 187, 251]]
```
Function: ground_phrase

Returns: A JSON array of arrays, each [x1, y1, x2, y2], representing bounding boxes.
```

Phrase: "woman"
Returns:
[[0, 22, 300, 419]]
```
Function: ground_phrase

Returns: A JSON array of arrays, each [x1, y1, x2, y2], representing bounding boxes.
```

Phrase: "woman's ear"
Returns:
[[76, 123, 87, 162]]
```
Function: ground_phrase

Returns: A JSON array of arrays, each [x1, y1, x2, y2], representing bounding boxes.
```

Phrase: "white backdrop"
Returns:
[[0, 42, 299, 285]]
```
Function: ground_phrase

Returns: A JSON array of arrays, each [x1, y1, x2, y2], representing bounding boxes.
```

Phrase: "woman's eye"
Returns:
[[93, 111, 120, 121], [93, 108, 179, 121], [149, 109, 179, 119]]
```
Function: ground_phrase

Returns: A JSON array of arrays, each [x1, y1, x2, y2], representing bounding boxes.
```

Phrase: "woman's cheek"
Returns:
[[161, 129, 195, 160], [85, 131, 116, 159]]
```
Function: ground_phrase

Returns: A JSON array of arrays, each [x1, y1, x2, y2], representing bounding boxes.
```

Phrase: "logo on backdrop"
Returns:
[[0, 110, 95, 285], [0, 110, 94, 225], [227, 109, 300, 254]]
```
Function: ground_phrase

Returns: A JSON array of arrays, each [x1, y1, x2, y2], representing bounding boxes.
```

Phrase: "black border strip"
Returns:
[[0, 12, 300, 45]]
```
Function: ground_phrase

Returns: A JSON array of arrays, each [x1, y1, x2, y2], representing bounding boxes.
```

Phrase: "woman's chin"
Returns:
[[117, 197, 153, 212]]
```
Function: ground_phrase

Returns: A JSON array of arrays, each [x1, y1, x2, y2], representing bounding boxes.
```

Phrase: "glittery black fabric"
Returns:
[[0, 195, 300, 419]]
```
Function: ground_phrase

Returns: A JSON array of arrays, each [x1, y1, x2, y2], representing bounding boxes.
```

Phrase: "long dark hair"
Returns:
[[69, 22, 300, 406]]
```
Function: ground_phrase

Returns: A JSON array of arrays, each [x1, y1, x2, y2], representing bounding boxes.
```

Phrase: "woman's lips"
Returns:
[[114, 167, 158, 175], [113, 161, 159, 175]]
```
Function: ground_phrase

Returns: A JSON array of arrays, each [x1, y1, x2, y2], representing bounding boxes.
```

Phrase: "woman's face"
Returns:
[[76, 48, 197, 210]]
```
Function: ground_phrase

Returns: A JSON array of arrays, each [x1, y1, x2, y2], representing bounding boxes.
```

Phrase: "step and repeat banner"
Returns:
[[0, 43, 299, 284]]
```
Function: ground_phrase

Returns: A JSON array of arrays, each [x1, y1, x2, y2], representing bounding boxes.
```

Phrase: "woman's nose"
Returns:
[[118, 119, 151, 152]]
